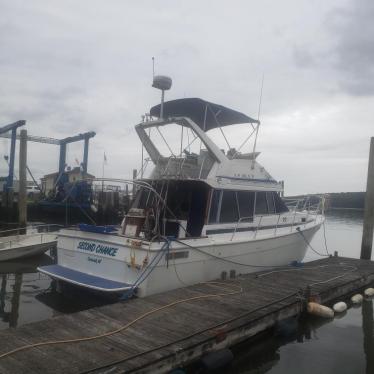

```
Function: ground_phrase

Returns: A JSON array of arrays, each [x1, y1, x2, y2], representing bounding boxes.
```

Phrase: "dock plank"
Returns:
[[0, 256, 374, 374]]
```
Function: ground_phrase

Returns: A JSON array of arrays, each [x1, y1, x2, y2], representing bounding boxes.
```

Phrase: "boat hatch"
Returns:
[[38, 265, 133, 292]]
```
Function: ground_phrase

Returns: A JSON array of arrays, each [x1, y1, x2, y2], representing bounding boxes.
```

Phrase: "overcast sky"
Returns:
[[0, 0, 373, 195]]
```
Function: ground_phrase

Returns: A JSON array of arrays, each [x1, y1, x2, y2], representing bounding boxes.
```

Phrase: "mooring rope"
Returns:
[[296, 227, 330, 257]]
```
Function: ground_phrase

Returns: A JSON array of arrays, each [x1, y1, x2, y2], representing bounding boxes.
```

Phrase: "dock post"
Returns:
[[361, 137, 374, 260], [18, 129, 27, 228]]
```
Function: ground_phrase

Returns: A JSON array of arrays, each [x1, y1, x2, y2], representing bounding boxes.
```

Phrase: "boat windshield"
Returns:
[[130, 180, 210, 238]]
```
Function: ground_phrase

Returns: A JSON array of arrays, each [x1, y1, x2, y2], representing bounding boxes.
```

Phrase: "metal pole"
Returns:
[[7, 128, 17, 189], [59, 143, 66, 175], [361, 137, 374, 260], [132, 169, 137, 196], [280, 181, 285, 197], [83, 137, 89, 174], [18, 129, 27, 228], [160, 90, 165, 119]]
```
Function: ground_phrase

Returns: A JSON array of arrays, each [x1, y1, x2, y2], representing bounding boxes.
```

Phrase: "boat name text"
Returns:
[[77, 241, 118, 257]]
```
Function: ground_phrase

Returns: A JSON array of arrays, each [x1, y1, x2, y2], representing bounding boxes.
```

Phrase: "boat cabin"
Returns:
[[122, 98, 287, 240], [124, 180, 288, 240]]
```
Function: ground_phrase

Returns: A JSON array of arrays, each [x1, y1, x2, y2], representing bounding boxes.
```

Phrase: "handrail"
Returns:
[[274, 213, 281, 236], [227, 194, 326, 241], [0, 231, 57, 249], [198, 155, 207, 179], [230, 216, 254, 241], [254, 215, 263, 239], [290, 199, 300, 232], [0, 224, 63, 236]]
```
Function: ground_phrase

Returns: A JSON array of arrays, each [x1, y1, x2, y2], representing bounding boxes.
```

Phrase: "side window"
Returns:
[[132, 188, 148, 209], [237, 191, 255, 221], [255, 192, 268, 215], [274, 193, 289, 213], [266, 192, 276, 214], [220, 191, 239, 223], [208, 190, 221, 223]]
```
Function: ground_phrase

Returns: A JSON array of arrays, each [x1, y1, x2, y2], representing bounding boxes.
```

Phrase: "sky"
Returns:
[[0, 0, 373, 195]]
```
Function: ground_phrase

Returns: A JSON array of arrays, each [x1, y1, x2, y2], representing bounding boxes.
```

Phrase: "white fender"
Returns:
[[307, 302, 334, 318], [351, 294, 363, 304], [333, 301, 347, 313], [364, 288, 374, 297]]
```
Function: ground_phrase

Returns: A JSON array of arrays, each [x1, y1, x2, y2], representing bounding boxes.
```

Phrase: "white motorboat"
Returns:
[[0, 231, 57, 262], [38, 77, 325, 297]]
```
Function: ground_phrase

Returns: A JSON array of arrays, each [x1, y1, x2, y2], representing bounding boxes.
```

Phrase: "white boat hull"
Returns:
[[40, 218, 322, 297], [0, 233, 57, 262]]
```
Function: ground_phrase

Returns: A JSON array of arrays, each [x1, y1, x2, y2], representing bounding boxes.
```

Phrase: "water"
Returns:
[[0, 209, 369, 373], [227, 208, 368, 374]]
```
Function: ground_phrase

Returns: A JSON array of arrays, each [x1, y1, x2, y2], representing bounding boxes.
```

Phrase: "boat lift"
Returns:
[[0, 120, 26, 191], [0, 126, 96, 191]]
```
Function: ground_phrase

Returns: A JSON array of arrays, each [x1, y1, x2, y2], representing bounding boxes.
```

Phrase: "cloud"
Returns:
[[327, 0, 374, 95], [293, 46, 317, 68], [0, 0, 373, 195]]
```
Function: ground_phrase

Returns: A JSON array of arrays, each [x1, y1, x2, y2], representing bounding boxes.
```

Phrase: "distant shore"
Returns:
[[286, 192, 365, 210]]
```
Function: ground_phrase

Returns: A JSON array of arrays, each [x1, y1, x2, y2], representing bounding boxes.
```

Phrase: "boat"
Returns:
[[0, 230, 57, 262], [38, 76, 325, 298]]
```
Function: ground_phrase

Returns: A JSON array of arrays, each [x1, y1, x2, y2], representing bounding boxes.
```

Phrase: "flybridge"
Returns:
[[135, 76, 262, 182]]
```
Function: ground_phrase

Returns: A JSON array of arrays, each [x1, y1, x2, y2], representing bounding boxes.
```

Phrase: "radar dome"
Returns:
[[152, 75, 172, 91]]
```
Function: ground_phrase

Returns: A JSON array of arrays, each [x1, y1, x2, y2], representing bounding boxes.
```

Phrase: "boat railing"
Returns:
[[230, 195, 325, 241], [160, 154, 211, 179], [0, 224, 63, 237], [230, 216, 254, 241], [198, 155, 207, 179], [284, 195, 325, 214], [0, 231, 57, 249]]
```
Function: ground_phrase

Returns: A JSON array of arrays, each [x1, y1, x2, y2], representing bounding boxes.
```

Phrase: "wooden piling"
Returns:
[[18, 129, 27, 228], [361, 137, 374, 260]]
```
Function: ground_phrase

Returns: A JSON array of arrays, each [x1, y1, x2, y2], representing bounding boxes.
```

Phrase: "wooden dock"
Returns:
[[1, 256, 374, 374]]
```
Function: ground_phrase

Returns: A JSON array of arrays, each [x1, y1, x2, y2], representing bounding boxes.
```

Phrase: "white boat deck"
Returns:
[[0, 232, 57, 261]]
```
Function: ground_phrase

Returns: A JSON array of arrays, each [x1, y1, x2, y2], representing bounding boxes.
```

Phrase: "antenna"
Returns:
[[152, 57, 155, 78], [251, 73, 264, 169], [257, 73, 265, 121]]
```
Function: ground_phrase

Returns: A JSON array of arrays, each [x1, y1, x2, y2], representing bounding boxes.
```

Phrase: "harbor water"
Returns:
[[0, 209, 369, 373]]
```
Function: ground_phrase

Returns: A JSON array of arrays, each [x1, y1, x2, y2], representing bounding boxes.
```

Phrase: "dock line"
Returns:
[[296, 227, 330, 257]]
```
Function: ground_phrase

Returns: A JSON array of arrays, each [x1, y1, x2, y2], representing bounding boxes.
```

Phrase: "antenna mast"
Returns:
[[251, 74, 264, 169]]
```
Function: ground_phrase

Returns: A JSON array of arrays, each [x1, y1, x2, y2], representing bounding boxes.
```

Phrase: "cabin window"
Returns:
[[209, 189, 221, 223], [220, 191, 239, 223], [237, 191, 255, 221], [274, 193, 289, 213], [207, 190, 288, 224], [266, 192, 276, 214], [255, 192, 268, 215], [132, 188, 149, 209]]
